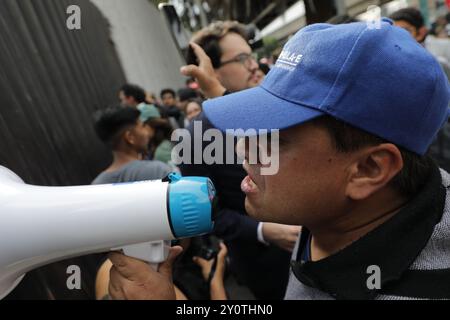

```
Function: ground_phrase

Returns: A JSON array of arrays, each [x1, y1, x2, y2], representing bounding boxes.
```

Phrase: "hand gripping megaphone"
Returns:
[[0, 166, 217, 299]]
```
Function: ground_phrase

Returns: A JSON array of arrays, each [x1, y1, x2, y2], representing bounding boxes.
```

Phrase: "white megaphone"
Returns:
[[0, 166, 216, 299]]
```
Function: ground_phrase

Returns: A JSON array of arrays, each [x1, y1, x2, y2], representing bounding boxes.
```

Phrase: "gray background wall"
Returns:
[[92, 0, 187, 96], [0, 0, 126, 186]]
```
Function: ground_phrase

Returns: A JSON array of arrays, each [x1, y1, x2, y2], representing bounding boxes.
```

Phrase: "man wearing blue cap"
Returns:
[[108, 19, 450, 300]]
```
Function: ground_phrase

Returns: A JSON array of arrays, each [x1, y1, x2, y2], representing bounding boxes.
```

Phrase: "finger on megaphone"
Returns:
[[108, 252, 153, 281]]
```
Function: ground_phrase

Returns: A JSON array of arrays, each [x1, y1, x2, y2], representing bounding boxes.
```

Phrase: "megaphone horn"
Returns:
[[0, 167, 216, 299]]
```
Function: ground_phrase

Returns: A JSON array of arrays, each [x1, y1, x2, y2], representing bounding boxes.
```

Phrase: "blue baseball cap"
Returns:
[[203, 19, 450, 155]]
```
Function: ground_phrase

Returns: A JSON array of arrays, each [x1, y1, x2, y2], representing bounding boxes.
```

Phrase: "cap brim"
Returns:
[[203, 86, 324, 135]]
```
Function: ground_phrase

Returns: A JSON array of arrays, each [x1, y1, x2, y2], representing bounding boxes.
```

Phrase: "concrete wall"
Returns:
[[0, 0, 126, 186], [91, 0, 186, 96]]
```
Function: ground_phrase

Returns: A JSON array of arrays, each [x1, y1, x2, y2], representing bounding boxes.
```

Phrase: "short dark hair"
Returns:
[[93, 106, 140, 148], [120, 84, 146, 104], [390, 8, 425, 30], [311, 116, 434, 198], [160, 89, 176, 99], [186, 98, 203, 108], [187, 21, 248, 69]]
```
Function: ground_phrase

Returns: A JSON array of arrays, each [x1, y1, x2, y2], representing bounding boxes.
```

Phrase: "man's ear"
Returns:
[[123, 129, 135, 146], [345, 144, 404, 200]]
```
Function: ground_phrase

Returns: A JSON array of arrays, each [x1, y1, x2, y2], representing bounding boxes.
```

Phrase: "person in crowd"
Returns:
[[119, 84, 146, 108], [161, 88, 178, 109], [92, 106, 171, 185], [170, 237, 229, 300], [390, 8, 427, 43], [119, 84, 162, 119], [107, 18, 450, 301], [191, 242, 228, 300], [145, 117, 175, 165], [178, 88, 200, 127], [160, 88, 186, 129], [430, 14, 449, 36], [185, 98, 203, 122], [390, 8, 450, 66]]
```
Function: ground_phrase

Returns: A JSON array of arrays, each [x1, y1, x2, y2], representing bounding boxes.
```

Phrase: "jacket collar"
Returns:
[[291, 164, 446, 300]]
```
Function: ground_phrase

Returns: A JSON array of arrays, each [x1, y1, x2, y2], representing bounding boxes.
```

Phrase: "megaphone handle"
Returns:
[[115, 240, 171, 270]]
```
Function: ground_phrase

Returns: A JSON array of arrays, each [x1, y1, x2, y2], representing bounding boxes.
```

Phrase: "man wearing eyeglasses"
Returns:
[[184, 21, 260, 95]]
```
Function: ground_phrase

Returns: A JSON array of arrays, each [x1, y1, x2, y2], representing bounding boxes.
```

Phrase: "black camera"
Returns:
[[194, 236, 221, 261]]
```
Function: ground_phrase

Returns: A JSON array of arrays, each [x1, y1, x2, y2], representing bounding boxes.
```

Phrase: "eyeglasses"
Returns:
[[219, 53, 258, 69]]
